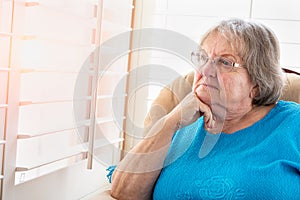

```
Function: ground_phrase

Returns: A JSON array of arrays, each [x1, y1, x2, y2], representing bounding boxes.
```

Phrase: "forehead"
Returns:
[[201, 32, 238, 55]]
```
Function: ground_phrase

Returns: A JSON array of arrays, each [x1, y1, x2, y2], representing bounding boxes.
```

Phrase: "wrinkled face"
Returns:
[[193, 32, 257, 119]]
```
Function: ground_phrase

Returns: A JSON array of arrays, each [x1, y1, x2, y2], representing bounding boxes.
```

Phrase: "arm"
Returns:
[[143, 72, 194, 133], [110, 92, 214, 200]]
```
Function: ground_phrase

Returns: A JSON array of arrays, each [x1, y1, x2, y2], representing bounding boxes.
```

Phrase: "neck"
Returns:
[[206, 104, 275, 134]]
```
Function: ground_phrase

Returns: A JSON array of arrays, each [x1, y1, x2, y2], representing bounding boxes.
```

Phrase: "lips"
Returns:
[[193, 77, 219, 94], [199, 83, 218, 90]]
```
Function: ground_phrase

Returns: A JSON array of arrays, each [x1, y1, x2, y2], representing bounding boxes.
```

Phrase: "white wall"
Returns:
[[151, 0, 300, 72]]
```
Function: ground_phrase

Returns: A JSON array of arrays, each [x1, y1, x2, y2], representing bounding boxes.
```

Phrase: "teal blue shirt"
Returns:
[[153, 101, 300, 199]]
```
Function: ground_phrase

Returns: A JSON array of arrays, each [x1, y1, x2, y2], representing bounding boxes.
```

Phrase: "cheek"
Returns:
[[219, 75, 252, 101], [218, 75, 232, 98]]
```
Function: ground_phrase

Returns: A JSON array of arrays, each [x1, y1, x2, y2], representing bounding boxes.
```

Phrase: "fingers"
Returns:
[[172, 92, 215, 130], [192, 72, 202, 92], [197, 98, 215, 129], [174, 92, 202, 127]]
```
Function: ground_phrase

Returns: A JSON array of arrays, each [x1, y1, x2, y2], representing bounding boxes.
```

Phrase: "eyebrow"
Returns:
[[219, 53, 238, 60], [201, 48, 238, 61]]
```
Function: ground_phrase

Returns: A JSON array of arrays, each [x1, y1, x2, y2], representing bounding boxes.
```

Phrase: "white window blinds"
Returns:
[[1, 0, 133, 198]]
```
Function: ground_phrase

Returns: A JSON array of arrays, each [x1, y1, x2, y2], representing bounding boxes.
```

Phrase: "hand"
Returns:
[[192, 71, 224, 133], [169, 92, 215, 129]]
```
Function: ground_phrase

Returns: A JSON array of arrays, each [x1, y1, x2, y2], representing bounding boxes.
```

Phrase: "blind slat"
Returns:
[[17, 126, 86, 139], [15, 152, 86, 172], [20, 36, 95, 46], [20, 68, 94, 74], [18, 116, 122, 134], [19, 1, 98, 20], [23, 2, 40, 7], [19, 99, 89, 106], [0, 32, 11, 37], [0, 67, 11, 71], [15, 137, 123, 171], [0, 104, 8, 108], [18, 95, 127, 106], [14, 152, 87, 185], [16, 116, 125, 138]]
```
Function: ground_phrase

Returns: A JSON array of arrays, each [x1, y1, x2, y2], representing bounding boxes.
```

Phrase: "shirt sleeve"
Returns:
[[106, 165, 116, 183]]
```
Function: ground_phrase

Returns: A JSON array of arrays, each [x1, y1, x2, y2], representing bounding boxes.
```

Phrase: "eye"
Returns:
[[218, 57, 233, 67]]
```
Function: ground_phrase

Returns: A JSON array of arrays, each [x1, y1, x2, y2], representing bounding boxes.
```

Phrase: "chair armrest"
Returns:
[[88, 190, 116, 200], [282, 72, 300, 103]]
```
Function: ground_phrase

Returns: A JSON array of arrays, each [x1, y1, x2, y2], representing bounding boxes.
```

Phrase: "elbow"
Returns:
[[110, 182, 123, 199], [110, 183, 133, 200], [110, 177, 152, 200], [110, 179, 138, 200], [110, 173, 133, 200]]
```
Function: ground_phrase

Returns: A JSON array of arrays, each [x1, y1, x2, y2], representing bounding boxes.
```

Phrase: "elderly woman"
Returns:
[[110, 19, 300, 199]]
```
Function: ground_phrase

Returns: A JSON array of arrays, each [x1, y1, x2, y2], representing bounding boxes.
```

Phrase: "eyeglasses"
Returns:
[[191, 49, 243, 73]]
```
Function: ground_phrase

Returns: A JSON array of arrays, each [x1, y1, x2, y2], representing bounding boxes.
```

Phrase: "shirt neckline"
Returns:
[[204, 101, 282, 136]]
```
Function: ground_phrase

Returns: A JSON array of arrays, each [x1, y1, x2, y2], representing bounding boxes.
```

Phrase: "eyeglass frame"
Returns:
[[191, 49, 244, 72]]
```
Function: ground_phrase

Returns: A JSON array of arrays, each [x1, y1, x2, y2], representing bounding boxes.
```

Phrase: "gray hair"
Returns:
[[200, 19, 284, 106]]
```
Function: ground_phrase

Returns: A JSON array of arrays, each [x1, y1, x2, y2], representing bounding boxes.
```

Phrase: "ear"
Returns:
[[250, 84, 259, 99]]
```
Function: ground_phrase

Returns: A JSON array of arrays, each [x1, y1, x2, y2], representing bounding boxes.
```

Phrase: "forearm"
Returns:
[[110, 92, 211, 199], [111, 114, 180, 200]]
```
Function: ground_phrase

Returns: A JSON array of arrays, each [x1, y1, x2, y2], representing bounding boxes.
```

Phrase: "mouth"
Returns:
[[199, 83, 218, 90]]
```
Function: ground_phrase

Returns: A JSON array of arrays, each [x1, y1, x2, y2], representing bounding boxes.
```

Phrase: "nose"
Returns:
[[201, 59, 217, 77]]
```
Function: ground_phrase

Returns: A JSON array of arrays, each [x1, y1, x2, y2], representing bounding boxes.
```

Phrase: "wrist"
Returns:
[[164, 111, 182, 132]]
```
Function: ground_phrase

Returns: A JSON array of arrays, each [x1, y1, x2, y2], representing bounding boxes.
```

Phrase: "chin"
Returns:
[[195, 92, 211, 105]]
